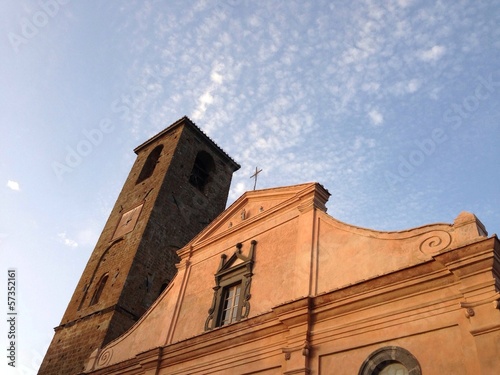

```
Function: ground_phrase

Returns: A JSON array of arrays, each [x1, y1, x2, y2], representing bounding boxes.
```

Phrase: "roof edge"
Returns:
[[133, 116, 240, 171]]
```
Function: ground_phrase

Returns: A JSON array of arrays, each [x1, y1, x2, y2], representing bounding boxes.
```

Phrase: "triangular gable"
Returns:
[[182, 182, 330, 251]]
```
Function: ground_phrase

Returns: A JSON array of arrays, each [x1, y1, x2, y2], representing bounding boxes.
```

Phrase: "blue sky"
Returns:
[[1, 0, 499, 373]]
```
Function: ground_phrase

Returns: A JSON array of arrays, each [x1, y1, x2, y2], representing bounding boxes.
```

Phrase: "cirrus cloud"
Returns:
[[419, 45, 446, 62]]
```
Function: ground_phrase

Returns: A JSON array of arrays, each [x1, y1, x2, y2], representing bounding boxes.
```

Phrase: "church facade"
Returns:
[[41, 118, 500, 375]]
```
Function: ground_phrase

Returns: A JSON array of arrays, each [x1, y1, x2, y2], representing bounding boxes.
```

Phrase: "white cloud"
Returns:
[[120, 0, 495, 229], [390, 79, 421, 95], [229, 182, 247, 203], [419, 45, 446, 62], [353, 136, 376, 151], [192, 64, 226, 121], [200, 91, 214, 106], [211, 71, 223, 84], [361, 82, 380, 92], [368, 109, 384, 126], [6, 180, 20, 191], [57, 232, 78, 248], [192, 90, 215, 120], [397, 0, 414, 8], [407, 79, 421, 93]]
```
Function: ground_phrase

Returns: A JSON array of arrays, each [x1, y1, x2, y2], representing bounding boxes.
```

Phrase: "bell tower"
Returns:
[[39, 117, 240, 375]]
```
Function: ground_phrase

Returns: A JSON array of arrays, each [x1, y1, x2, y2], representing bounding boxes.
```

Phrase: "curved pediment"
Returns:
[[314, 210, 488, 295], [318, 210, 487, 254]]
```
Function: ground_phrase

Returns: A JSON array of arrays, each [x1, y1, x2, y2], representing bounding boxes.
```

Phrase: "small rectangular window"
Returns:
[[219, 283, 241, 326]]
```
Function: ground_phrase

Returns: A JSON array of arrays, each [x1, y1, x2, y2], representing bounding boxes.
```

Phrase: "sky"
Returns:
[[1, 0, 499, 373]]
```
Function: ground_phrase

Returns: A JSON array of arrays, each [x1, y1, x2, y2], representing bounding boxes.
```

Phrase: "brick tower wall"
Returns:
[[39, 118, 239, 375]]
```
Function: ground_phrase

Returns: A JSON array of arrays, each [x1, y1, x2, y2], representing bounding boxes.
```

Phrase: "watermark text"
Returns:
[[6, 269, 17, 368]]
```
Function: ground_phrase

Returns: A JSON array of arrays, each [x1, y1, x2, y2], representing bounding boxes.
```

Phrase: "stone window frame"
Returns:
[[136, 144, 163, 184], [218, 281, 243, 326], [358, 346, 422, 375], [189, 151, 215, 192], [205, 240, 256, 330], [89, 273, 109, 306]]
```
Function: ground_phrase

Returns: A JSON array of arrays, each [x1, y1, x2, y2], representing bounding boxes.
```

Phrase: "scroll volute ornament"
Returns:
[[418, 230, 451, 255]]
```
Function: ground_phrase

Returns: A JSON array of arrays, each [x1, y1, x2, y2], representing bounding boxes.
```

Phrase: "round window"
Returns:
[[358, 346, 421, 375], [377, 362, 409, 375]]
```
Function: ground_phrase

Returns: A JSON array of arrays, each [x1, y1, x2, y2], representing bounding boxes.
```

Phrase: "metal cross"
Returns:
[[250, 167, 263, 190]]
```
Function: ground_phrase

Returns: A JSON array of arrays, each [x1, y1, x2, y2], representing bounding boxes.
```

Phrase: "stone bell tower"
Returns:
[[39, 117, 240, 375]]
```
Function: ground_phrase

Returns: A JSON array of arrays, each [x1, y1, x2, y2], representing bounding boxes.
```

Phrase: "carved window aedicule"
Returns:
[[205, 240, 257, 330]]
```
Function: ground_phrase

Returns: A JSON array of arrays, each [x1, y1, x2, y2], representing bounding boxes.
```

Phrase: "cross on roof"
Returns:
[[250, 167, 263, 190]]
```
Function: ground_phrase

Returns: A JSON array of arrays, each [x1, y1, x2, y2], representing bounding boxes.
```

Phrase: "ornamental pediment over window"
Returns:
[[205, 240, 257, 330]]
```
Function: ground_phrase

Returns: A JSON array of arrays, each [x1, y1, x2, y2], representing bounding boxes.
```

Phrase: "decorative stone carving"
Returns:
[[282, 341, 310, 361], [460, 292, 500, 317], [97, 348, 112, 367], [205, 240, 257, 330], [464, 307, 475, 318], [418, 231, 451, 255]]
